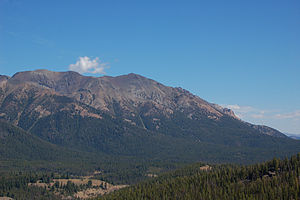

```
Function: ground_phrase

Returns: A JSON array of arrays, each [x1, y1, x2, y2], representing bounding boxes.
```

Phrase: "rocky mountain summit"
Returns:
[[6, 70, 221, 117]]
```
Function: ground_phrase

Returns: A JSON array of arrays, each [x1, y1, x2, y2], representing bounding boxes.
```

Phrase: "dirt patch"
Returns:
[[199, 165, 212, 171], [146, 173, 158, 178], [74, 185, 127, 199], [28, 175, 127, 199]]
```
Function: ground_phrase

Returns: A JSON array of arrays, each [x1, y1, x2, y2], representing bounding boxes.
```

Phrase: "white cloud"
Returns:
[[223, 104, 258, 118], [222, 104, 300, 133], [275, 110, 300, 120], [224, 104, 300, 122], [251, 114, 265, 119], [69, 56, 109, 74], [223, 104, 275, 121], [226, 104, 240, 110]]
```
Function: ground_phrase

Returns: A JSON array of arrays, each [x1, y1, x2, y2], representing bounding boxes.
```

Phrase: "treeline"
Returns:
[[0, 171, 96, 199], [0, 172, 59, 199], [101, 153, 300, 200]]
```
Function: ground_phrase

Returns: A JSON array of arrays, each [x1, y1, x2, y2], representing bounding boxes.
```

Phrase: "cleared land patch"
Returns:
[[28, 174, 127, 199]]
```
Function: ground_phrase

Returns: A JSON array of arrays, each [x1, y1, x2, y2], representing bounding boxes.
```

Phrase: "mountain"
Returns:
[[290, 136, 300, 140], [1, 70, 286, 137], [285, 133, 300, 140], [0, 69, 299, 169]]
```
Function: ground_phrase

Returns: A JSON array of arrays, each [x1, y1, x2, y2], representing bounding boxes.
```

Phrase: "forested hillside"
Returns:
[[102, 153, 300, 200]]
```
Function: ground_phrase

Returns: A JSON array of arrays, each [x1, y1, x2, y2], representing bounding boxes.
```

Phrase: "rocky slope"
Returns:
[[6, 70, 222, 118]]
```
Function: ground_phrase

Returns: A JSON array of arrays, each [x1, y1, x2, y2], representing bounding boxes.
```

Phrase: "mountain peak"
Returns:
[[11, 69, 82, 78], [113, 73, 151, 82], [127, 72, 141, 77], [126, 73, 147, 78], [9, 70, 85, 89]]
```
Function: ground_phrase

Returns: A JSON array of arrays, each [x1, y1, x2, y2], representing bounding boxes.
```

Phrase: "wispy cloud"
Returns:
[[275, 110, 300, 120], [222, 104, 300, 133], [32, 35, 54, 47], [226, 104, 241, 110], [251, 113, 265, 119], [69, 56, 109, 74], [224, 104, 300, 122], [224, 104, 266, 119], [6, 31, 54, 48]]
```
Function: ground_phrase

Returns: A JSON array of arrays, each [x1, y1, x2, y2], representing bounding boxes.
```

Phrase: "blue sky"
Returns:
[[1, 0, 300, 134]]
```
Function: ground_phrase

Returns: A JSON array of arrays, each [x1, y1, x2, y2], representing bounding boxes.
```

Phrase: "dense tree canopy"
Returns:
[[101, 153, 300, 200]]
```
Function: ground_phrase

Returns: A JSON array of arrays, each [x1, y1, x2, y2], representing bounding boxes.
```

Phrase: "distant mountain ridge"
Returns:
[[285, 133, 300, 140], [0, 69, 298, 167]]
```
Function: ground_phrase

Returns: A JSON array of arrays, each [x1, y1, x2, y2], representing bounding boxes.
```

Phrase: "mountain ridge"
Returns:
[[6, 70, 221, 118], [0, 69, 286, 138]]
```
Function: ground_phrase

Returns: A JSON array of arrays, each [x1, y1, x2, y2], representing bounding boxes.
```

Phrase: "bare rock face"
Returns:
[[6, 70, 225, 120], [0, 76, 9, 104], [210, 104, 240, 120], [0, 75, 9, 82]]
